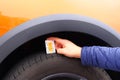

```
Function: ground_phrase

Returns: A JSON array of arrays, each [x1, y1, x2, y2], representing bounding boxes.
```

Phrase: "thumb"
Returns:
[[56, 48, 65, 55]]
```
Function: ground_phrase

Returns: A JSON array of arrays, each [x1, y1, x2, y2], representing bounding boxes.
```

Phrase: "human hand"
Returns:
[[47, 37, 81, 58]]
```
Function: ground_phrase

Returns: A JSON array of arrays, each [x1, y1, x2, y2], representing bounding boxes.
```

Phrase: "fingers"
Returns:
[[47, 37, 65, 44], [47, 37, 65, 49], [47, 37, 66, 46], [56, 48, 64, 54]]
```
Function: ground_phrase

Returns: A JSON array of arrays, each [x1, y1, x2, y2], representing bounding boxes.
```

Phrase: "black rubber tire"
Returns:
[[4, 52, 111, 80]]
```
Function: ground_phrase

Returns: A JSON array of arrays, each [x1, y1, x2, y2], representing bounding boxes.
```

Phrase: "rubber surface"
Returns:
[[3, 53, 112, 80]]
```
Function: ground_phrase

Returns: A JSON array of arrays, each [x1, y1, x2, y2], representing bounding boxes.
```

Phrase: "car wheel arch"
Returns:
[[0, 14, 120, 64]]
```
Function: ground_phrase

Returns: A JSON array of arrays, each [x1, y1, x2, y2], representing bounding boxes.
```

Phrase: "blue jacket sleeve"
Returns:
[[81, 46, 120, 71]]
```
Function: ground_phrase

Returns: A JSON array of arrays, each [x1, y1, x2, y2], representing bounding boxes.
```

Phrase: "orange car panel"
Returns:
[[0, 0, 120, 36]]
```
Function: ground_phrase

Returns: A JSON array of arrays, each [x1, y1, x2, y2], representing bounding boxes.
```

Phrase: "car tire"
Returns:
[[4, 52, 111, 80]]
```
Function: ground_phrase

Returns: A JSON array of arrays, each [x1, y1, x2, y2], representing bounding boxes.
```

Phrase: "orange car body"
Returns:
[[0, 0, 120, 36]]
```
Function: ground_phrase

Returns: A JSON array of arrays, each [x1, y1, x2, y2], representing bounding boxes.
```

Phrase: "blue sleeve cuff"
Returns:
[[81, 46, 92, 66], [81, 46, 120, 71], [81, 46, 106, 67]]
